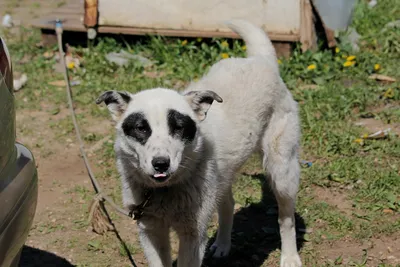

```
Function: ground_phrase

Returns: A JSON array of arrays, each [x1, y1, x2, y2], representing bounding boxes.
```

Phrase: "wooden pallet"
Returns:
[[29, 0, 312, 56]]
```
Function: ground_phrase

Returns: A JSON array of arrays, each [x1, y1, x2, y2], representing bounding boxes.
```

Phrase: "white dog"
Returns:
[[97, 19, 302, 267]]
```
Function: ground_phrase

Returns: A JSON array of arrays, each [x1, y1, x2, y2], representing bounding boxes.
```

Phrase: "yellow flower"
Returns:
[[343, 61, 355, 67], [221, 41, 229, 48], [335, 47, 340, 53], [307, 64, 316, 70], [374, 64, 380, 71], [278, 59, 282, 65], [242, 45, 247, 51], [384, 88, 395, 99], [197, 37, 202, 42], [181, 40, 188, 46], [354, 138, 364, 144], [362, 133, 369, 139], [67, 62, 75, 69], [346, 55, 356, 61], [221, 53, 229, 59]]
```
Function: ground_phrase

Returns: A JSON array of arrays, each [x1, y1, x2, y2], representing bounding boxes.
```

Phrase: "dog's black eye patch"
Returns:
[[122, 112, 152, 145], [167, 109, 197, 143]]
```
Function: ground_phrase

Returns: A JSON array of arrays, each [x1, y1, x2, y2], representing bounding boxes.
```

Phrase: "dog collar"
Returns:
[[129, 190, 152, 220]]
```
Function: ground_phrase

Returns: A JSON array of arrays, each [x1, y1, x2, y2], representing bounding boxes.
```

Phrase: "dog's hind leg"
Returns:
[[262, 112, 302, 267], [138, 222, 172, 267], [211, 186, 234, 258]]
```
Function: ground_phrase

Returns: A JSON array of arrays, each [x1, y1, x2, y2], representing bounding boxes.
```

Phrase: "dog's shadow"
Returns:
[[202, 173, 306, 267], [18, 245, 74, 267]]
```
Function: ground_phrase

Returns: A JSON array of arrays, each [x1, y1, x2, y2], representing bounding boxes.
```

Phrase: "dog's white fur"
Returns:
[[98, 19, 301, 267]]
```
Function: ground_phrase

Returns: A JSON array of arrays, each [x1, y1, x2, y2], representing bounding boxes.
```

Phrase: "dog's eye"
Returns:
[[175, 124, 183, 131], [136, 125, 148, 133]]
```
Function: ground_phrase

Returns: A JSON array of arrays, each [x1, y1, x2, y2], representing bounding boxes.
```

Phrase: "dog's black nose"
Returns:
[[152, 157, 170, 172]]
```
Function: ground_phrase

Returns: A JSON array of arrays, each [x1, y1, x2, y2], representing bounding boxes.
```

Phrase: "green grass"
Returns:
[[3, 0, 400, 265]]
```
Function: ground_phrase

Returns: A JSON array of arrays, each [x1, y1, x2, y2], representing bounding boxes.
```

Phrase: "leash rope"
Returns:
[[55, 19, 146, 267]]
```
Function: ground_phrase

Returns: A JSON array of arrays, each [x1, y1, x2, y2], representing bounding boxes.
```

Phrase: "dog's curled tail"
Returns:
[[225, 19, 278, 70]]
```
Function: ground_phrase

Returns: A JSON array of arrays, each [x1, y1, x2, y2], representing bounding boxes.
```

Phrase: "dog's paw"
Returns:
[[280, 253, 302, 267], [210, 241, 231, 258]]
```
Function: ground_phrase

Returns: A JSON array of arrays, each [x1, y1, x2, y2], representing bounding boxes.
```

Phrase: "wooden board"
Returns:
[[300, 0, 317, 51], [98, 0, 301, 37], [30, 15, 85, 32], [97, 26, 299, 41], [30, 0, 85, 32]]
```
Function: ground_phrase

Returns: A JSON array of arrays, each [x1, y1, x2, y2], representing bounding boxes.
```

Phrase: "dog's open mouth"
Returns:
[[151, 173, 170, 183]]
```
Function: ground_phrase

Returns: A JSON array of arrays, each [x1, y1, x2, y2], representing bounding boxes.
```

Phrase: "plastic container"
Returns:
[[312, 0, 357, 30]]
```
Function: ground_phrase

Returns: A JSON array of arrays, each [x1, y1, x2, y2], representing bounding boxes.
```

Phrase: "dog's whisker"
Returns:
[[177, 164, 191, 170], [183, 156, 196, 162]]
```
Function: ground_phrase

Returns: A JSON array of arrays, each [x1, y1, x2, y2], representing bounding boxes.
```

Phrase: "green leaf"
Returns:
[[387, 192, 396, 203], [51, 107, 60, 115], [87, 240, 101, 251], [302, 233, 311, 242], [313, 77, 326, 85], [387, 202, 397, 210]]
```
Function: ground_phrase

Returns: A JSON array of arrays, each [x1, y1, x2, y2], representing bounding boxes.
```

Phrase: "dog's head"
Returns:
[[96, 88, 222, 187]]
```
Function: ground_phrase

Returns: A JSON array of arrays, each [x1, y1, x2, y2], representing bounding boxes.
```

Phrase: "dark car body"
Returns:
[[0, 37, 38, 267]]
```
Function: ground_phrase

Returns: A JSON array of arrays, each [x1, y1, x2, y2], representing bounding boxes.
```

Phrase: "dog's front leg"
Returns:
[[138, 221, 172, 267], [176, 231, 207, 267]]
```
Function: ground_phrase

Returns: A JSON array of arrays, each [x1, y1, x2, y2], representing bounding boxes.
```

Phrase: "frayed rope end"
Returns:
[[88, 194, 114, 235]]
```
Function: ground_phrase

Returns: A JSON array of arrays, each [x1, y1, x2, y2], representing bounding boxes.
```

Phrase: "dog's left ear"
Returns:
[[96, 90, 132, 121], [184, 90, 223, 121]]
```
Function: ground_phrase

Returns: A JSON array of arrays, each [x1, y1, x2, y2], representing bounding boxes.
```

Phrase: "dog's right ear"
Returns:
[[184, 90, 223, 121], [96, 90, 132, 121]]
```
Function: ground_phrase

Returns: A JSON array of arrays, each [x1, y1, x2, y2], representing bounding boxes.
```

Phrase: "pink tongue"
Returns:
[[153, 173, 167, 179]]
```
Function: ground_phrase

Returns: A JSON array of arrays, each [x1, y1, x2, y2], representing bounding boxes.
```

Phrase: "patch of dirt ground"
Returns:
[[354, 101, 400, 136], [319, 236, 400, 266], [310, 186, 400, 266], [355, 118, 400, 137], [313, 186, 354, 216]]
